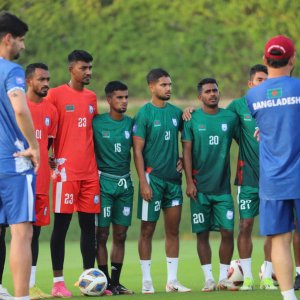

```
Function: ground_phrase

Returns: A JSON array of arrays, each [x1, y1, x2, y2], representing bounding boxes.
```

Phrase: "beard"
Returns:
[[206, 102, 218, 108], [13, 53, 20, 60], [35, 90, 48, 97], [116, 107, 127, 113], [157, 95, 170, 101]]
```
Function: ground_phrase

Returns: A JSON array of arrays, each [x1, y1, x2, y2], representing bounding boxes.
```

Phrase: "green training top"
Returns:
[[133, 102, 182, 184], [182, 108, 238, 194], [93, 113, 133, 176], [227, 97, 259, 187]]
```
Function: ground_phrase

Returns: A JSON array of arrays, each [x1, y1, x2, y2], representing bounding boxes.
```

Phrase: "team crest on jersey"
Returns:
[[198, 124, 206, 131], [15, 76, 25, 84], [89, 105, 94, 114], [226, 210, 233, 220], [124, 131, 130, 139], [94, 195, 100, 204], [154, 120, 161, 127], [221, 124, 227, 131], [123, 206, 131, 216], [102, 131, 110, 138], [243, 114, 252, 121], [172, 118, 178, 127], [45, 117, 50, 126]]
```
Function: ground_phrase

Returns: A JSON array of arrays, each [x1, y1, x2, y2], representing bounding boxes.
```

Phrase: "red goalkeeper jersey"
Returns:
[[46, 84, 98, 182], [27, 99, 58, 194]]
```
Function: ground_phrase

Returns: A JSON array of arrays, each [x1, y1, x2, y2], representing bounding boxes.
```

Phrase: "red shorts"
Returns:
[[34, 194, 50, 226], [52, 179, 100, 213]]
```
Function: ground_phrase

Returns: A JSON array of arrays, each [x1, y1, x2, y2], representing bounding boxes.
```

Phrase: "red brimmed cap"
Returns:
[[264, 35, 295, 60]]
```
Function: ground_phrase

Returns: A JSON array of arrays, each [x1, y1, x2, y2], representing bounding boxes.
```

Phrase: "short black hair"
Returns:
[[146, 68, 170, 84], [197, 78, 218, 93], [266, 49, 290, 68], [249, 64, 268, 80], [68, 50, 93, 64], [105, 81, 128, 97], [25, 63, 48, 79], [0, 11, 28, 39]]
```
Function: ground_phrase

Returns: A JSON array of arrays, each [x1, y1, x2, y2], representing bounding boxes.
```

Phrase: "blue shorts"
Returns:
[[0, 171, 36, 225], [260, 198, 300, 235]]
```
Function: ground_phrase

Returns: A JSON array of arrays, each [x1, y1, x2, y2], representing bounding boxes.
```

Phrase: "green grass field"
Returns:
[[3, 238, 296, 299]]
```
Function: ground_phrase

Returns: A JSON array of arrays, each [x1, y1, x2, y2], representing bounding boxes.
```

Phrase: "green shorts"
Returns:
[[237, 185, 259, 219], [190, 193, 234, 233], [96, 173, 134, 227], [137, 174, 183, 222]]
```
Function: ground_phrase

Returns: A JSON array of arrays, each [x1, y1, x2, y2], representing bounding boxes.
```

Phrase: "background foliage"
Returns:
[[1, 0, 300, 99]]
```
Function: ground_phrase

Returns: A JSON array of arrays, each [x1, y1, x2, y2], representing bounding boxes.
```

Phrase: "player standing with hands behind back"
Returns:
[[133, 68, 191, 294], [182, 78, 238, 292], [25, 63, 58, 299], [46, 50, 100, 297], [93, 81, 134, 295]]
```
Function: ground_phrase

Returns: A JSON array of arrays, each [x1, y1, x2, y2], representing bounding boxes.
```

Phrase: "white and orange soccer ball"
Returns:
[[78, 268, 108, 296], [259, 262, 278, 286], [227, 259, 244, 286]]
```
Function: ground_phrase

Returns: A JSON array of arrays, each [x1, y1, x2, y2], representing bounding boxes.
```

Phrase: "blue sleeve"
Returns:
[[245, 90, 255, 116], [6, 66, 26, 94]]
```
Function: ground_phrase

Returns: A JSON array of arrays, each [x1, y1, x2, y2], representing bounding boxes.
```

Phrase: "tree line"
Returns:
[[2, 0, 299, 100]]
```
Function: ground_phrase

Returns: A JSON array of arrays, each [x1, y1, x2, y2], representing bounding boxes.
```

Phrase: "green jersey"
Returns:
[[227, 97, 259, 187], [93, 113, 133, 176], [133, 102, 182, 184], [182, 108, 238, 194]]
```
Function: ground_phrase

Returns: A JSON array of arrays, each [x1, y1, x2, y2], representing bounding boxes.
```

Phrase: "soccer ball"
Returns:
[[78, 268, 108, 296], [227, 259, 244, 286], [259, 262, 278, 286]]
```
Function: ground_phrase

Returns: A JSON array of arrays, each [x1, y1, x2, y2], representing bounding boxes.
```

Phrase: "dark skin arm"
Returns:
[[133, 137, 153, 201], [182, 140, 196, 200]]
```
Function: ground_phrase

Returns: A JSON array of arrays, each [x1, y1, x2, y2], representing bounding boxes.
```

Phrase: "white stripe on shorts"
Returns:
[[141, 172, 150, 221], [55, 182, 63, 213], [237, 186, 241, 205], [26, 174, 34, 221]]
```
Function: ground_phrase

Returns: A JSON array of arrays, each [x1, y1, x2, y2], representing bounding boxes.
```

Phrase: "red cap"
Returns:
[[264, 35, 295, 60]]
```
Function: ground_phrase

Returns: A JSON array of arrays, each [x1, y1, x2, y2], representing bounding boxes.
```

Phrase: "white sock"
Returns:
[[166, 257, 178, 282], [53, 276, 64, 283], [263, 261, 273, 279], [239, 258, 253, 280], [219, 264, 230, 282], [296, 267, 300, 275], [140, 260, 152, 282], [202, 264, 214, 281], [281, 289, 298, 300], [29, 266, 37, 288], [15, 297, 30, 300]]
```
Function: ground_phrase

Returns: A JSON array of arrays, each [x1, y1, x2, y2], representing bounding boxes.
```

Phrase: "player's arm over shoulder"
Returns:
[[226, 97, 242, 113]]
